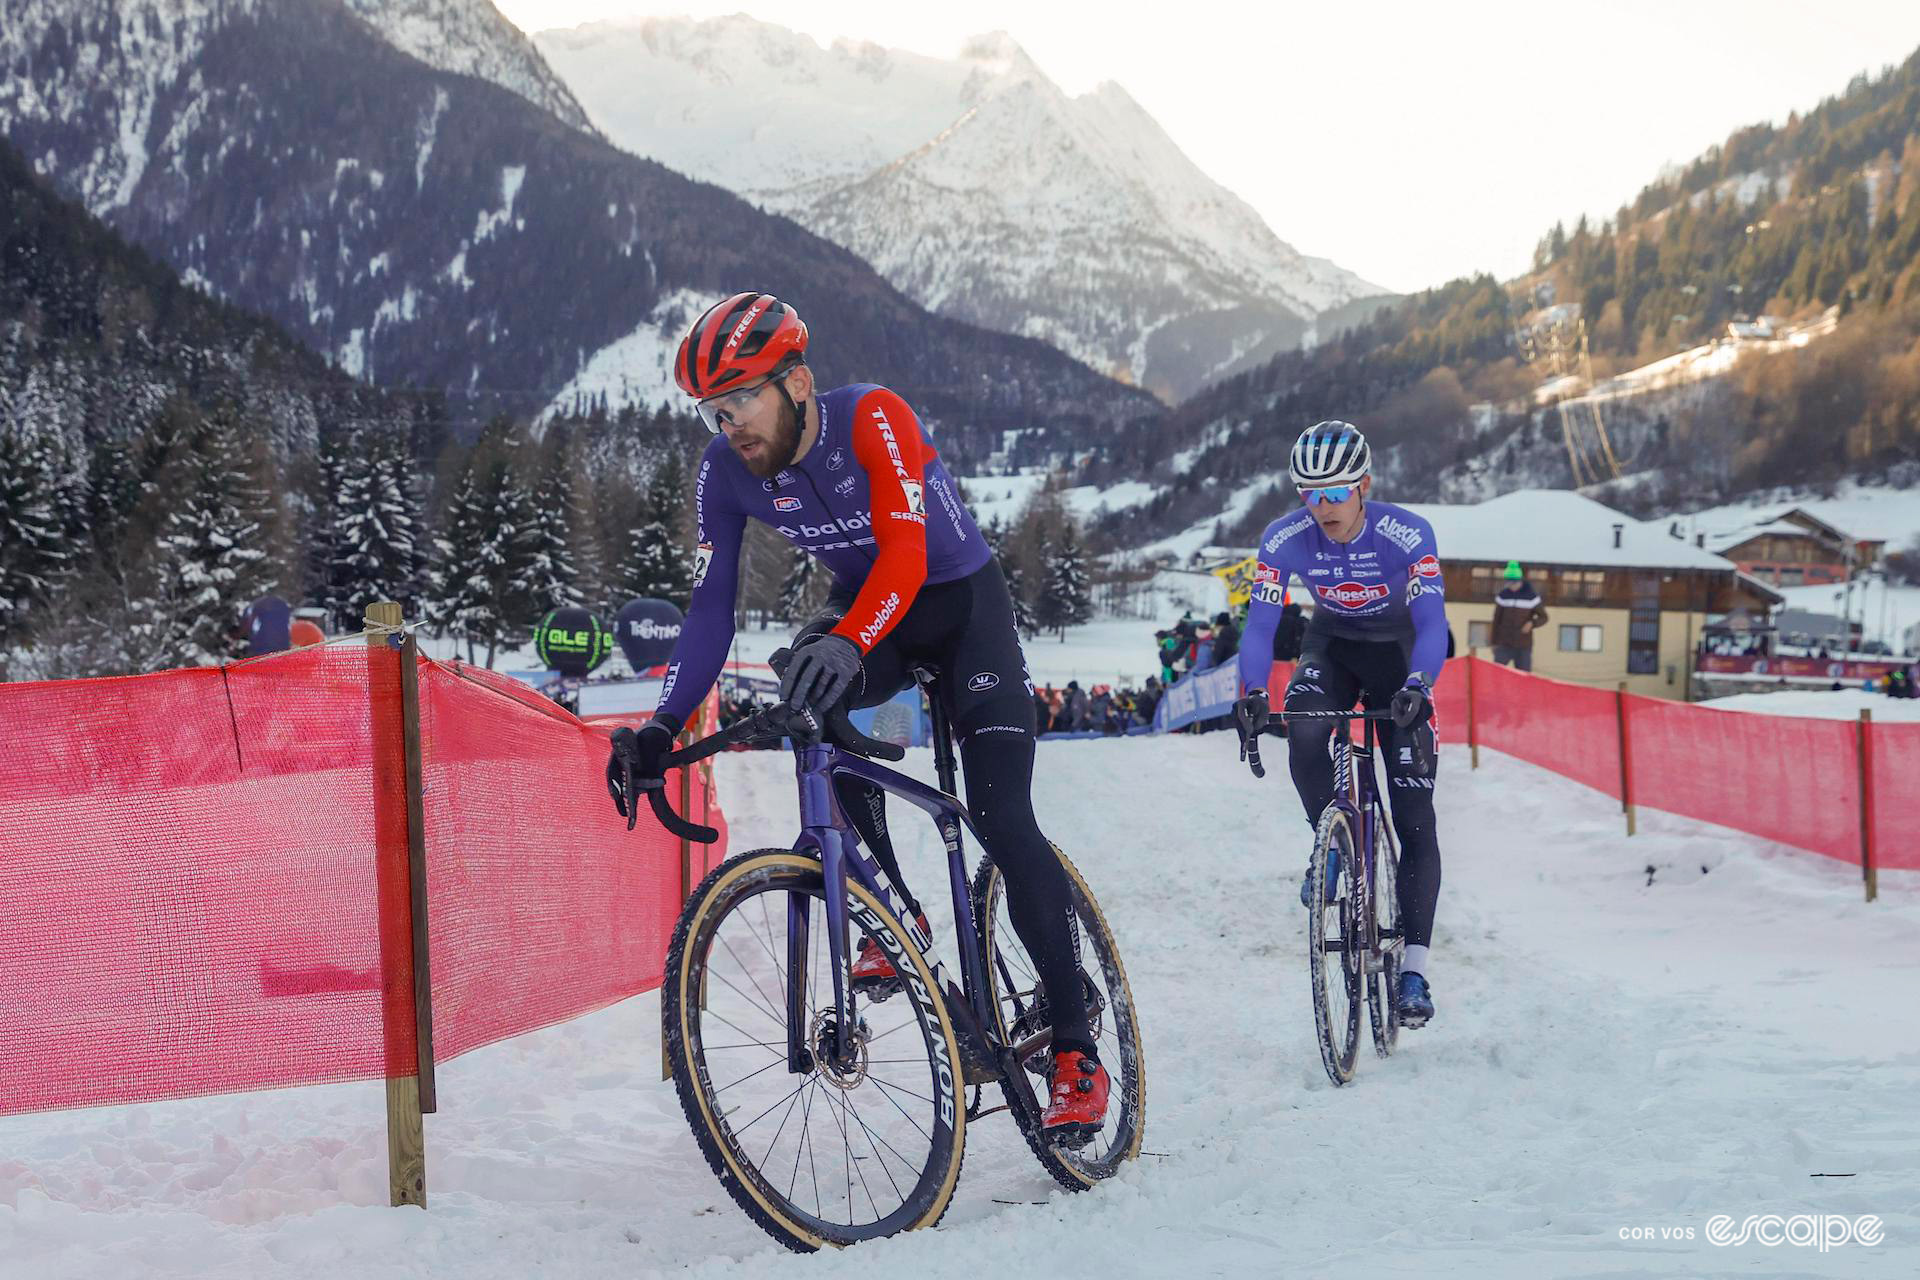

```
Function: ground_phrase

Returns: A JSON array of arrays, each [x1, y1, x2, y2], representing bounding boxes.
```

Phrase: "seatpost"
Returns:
[[922, 675, 959, 796]]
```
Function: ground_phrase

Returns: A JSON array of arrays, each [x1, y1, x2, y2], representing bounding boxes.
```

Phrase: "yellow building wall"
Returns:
[[1442, 601, 1711, 700]]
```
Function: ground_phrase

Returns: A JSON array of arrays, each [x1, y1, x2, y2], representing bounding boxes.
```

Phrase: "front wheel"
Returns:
[[972, 844, 1146, 1190], [1308, 807, 1362, 1085], [663, 848, 966, 1252]]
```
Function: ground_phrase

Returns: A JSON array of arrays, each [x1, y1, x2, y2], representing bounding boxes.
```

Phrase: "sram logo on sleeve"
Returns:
[[691, 542, 714, 587]]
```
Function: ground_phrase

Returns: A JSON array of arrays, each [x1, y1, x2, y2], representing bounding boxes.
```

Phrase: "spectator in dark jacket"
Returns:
[[1491, 561, 1549, 670], [1211, 611, 1240, 667], [1065, 680, 1089, 730], [1137, 676, 1162, 724]]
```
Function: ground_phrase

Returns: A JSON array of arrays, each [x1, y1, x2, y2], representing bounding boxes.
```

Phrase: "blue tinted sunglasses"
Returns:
[[1299, 485, 1354, 506]]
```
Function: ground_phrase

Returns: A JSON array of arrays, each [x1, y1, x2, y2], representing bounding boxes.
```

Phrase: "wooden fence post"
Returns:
[[1466, 649, 1480, 770], [365, 602, 430, 1208], [1859, 709, 1878, 903], [1616, 682, 1635, 837], [662, 699, 700, 1083]]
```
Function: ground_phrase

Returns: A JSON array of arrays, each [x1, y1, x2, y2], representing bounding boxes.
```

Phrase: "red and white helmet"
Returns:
[[674, 292, 809, 399]]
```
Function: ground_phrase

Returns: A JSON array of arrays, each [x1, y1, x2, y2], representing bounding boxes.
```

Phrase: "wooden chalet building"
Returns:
[[1399, 491, 1783, 700]]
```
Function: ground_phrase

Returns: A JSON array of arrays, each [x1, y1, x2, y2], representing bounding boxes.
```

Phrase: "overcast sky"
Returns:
[[496, 2, 1920, 295]]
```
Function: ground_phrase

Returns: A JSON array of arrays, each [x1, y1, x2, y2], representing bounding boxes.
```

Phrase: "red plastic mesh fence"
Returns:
[[0, 644, 725, 1118], [419, 660, 726, 1062], [1624, 694, 1859, 863], [1869, 721, 1920, 873], [1468, 659, 1624, 800]]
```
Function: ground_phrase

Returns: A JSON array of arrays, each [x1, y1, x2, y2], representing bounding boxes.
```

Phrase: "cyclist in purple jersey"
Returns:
[[605, 293, 1111, 1135], [1233, 421, 1446, 1027], [654, 380, 990, 725]]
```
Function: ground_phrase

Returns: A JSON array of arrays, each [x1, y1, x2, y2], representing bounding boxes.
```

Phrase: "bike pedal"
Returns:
[[1045, 1122, 1098, 1150], [852, 975, 903, 1003]]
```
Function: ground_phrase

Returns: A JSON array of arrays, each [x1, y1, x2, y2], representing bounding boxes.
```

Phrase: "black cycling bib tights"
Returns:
[[799, 560, 1096, 1059], [1284, 637, 1442, 952]]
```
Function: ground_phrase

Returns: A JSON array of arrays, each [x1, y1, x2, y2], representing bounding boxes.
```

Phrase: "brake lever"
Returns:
[[648, 785, 719, 844]]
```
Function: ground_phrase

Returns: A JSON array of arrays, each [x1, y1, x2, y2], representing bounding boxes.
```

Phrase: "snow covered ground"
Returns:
[[958, 473, 1162, 529], [1704, 687, 1920, 721], [721, 610, 1225, 691], [4, 734, 1915, 1276]]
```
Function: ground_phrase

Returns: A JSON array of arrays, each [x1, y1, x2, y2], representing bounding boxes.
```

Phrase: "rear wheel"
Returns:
[[1307, 807, 1362, 1085], [972, 845, 1146, 1190], [664, 848, 966, 1251]]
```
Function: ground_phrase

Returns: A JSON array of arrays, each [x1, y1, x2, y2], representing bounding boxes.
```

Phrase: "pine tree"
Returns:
[[426, 438, 537, 667], [1042, 521, 1094, 640], [306, 427, 353, 628], [426, 462, 493, 662], [139, 411, 275, 668], [982, 517, 1036, 637], [0, 428, 63, 646], [513, 456, 583, 616], [610, 454, 693, 607], [334, 428, 425, 622]]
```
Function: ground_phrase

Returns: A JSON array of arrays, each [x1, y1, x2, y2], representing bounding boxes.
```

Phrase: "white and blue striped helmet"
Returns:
[[1289, 421, 1371, 488]]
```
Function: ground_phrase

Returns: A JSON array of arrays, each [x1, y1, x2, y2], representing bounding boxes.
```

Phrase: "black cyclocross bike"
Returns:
[[1244, 710, 1415, 1085], [634, 660, 1145, 1252]]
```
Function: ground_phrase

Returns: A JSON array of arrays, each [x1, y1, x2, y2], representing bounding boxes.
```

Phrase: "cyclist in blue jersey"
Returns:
[[605, 293, 1110, 1135], [1232, 422, 1445, 1027]]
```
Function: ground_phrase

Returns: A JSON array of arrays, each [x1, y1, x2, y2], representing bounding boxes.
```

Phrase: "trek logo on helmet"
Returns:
[[726, 298, 769, 350]]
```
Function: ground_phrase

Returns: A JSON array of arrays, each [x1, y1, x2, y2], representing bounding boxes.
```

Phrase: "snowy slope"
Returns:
[[2, 735, 1913, 1276], [534, 18, 1386, 402], [342, 0, 594, 132], [0, 0, 588, 220]]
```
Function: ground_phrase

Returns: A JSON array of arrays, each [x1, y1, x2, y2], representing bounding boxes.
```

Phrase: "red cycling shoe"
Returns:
[[1041, 1050, 1109, 1146]]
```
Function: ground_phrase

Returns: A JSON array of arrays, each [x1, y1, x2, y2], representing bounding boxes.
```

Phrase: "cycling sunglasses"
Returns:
[[1299, 485, 1355, 506], [695, 374, 780, 433]]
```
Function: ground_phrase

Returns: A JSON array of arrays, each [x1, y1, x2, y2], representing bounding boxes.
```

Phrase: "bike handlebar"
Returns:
[[642, 691, 907, 845], [1240, 707, 1430, 780]]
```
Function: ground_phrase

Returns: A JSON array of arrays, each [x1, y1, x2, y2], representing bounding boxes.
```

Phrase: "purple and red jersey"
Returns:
[[655, 383, 990, 723], [1237, 500, 1449, 695]]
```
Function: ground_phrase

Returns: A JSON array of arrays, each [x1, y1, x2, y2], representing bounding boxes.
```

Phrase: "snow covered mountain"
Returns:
[[534, 17, 1389, 402], [0, 0, 1160, 464], [341, 0, 594, 132]]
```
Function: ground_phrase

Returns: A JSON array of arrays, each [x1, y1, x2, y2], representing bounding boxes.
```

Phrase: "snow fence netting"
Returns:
[[0, 643, 725, 1117], [1624, 694, 1858, 864], [1467, 659, 1623, 800], [418, 659, 728, 1061], [1870, 720, 1920, 872]]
